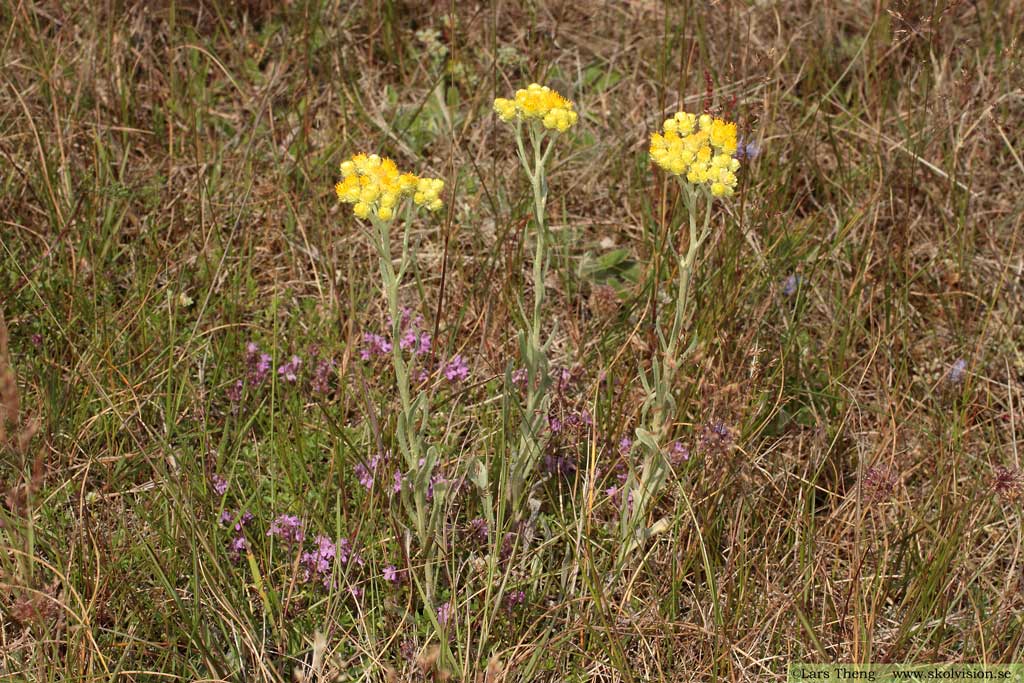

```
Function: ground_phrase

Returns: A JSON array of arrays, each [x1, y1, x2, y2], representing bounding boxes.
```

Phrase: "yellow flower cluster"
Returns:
[[649, 112, 741, 197], [493, 83, 578, 132], [335, 153, 444, 220]]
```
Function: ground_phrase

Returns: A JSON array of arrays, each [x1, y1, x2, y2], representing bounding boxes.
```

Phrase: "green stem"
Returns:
[[510, 121, 552, 506]]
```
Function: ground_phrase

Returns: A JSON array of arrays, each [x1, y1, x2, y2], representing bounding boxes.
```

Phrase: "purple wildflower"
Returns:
[[354, 452, 387, 490], [228, 535, 248, 561], [443, 355, 469, 383], [360, 333, 392, 360], [277, 355, 302, 383], [506, 590, 525, 608], [414, 333, 431, 355], [618, 437, 633, 455], [426, 472, 447, 501], [669, 441, 690, 465], [226, 379, 243, 403], [311, 358, 335, 394], [221, 509, 255, 532], [336, 537, 363, 566], [399, 326, 432, 356], [383, 565, 399, 584], [211, 474, 228, 496], [782, 274, 801, 297], [436, 601, 452, 626], [699, 420, 732, 455], [245, 343, 272, 385], [605, 485, 619, 500], [358, 462, 378, 489], [30, 333, 43, 348], [266, 514, 305, 545], [467, 517, 488, 543], [735, 137, 760, 161], [500, 532, 516, 563], [947, 358, 967, 385], [863, 465, 899, 503], [301, 535, 336, 586], [511, 367, 528, 388], [392, 470, 404, 493], [551, 366, 575, 391]]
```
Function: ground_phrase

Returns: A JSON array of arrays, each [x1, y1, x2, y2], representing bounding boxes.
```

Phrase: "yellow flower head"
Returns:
[[413, 177, 445, 212], [649, 111, 740, 197], [335, 154, 444, 219], [493, 83, 578, 133]]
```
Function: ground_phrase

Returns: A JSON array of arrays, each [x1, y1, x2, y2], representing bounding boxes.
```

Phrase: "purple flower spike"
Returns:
[[436, 601, 452, 626], [245, 343, 272, 385], [467, 517, 488, 543], [267, 514, 305, 545], [311, 358, 336, 394], [278, 355, 302, 383], [211, 474, 228, 496], [360, 333, 393, 360], [669, 441, 690, 465], [228, 535, 248, 561], [226, 380, 243, 403], [383, 565, 403, 585], [301, 534, 337, 585], [443, 355, 469, 383], [506, 590, 525, 609]]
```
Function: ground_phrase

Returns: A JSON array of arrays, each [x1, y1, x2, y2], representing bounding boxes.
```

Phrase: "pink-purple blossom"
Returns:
[[220, 509, 254, 532], [311, 358, 336, 394], [354, 452, 388, 491], [669, 441, 690, 465], [506, 590, 525, 608], [266, 514, 305, 545], [245, 343, 273, 385], [383, 564, 406, 585], [443, 355, 469, 383], [436, 600, 452, 626], [277, 355, 302, 383], [301, 535, 336, 586], [228, 535, 248, 560], [211, 474, 228, 496], [360, 333, 392, 360], [467, 517, 488, 543]]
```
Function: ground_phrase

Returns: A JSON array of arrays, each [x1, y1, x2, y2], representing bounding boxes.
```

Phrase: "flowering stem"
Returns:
[[620, 183, 715, 561], [509, 121, 552, 506], [370, 215, 430, 539], [663, 184, 712, 397]]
